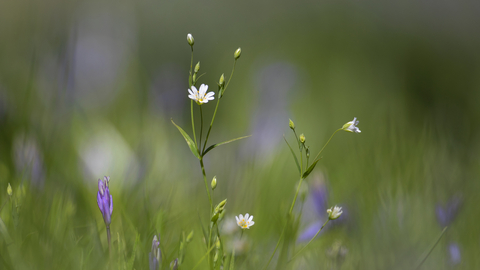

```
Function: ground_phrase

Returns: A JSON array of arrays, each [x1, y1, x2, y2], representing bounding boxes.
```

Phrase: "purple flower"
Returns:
[[435, 196, 462, 228], [97, 176, 113, 226], [448, 242, 461, 265], [149, 235, 161, 270]]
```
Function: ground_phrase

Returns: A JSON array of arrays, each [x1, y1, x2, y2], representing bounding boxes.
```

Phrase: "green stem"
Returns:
[[107, 226, 111, 255], [288, 220, 329, 263], [223, 60, 237, 92], [189, 48, 194, 86], [202, 96, 220, 153], [191, 101, 198, 147], [262, 224, 287, 270], [200, 105, 204, 148], [415, 226, 448, 270], [199, 158, 213, 211], [263, 175, 305, 270], [312, 129, 341, 162], [207, 223, 214, 270], [289, 177, 304, 215], [192, 241, 217, 270]]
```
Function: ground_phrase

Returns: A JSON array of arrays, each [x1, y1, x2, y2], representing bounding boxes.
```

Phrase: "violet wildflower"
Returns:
[[149, 235, 161, 270], [97, 176, 113, 226], [97, 176, 113, 251], [435, 196, 462, 228]]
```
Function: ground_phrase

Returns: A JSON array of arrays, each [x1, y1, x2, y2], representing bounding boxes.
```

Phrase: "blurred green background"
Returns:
[[1, 0, 479, 269]]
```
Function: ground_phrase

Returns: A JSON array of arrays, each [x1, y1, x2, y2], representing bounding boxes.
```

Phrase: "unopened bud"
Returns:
[[194, 61, 200, 73], [7, 183, 12, 196], [211, 176, 217, 190], [289, 119, 295, 130], [215, 239, 221, 249], [299, 134, 306, 143], [234, 48, 242, 60], [218, 74, 225, 88], [306, 148, 310, 158], [192, 73, 197, 83], [187, 33, 194, 46], [170, 258, 178, 270]]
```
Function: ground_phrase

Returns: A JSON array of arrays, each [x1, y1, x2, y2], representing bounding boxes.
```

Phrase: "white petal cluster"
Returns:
[[342, 117, 361, 133], [327, 205, 343, 220], [188, 84, 215, 105], [235, 213, 255, 229]]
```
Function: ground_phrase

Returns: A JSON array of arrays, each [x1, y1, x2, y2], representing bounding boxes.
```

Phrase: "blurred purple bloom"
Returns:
[[435, 196, 462, 227], [298, 179, 348, 242], [448, 242, 461, 265], [149, 235, 161, 270], [97, 176, 113, 226]]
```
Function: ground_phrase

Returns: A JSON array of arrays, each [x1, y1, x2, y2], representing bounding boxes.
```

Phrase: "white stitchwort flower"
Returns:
[[327, 205, 343, 220], [188, 84, 214, 105], [236, 213, 255, 229], [342, 117, 361, 133]]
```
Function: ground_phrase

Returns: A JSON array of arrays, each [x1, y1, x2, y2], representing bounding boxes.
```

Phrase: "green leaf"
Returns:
[[127, 232, 140, 270], [284, 136, 301, 175], [171, 119, 201, 160], [302, 158, 322, 179], [202, 135, 251, 156], [229, 249, 235, 270]]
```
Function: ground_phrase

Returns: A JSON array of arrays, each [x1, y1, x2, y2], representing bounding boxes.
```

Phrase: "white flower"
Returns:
[[188, 84, 215, 105], [342, 117, 361, 133], [235, 213, 255, 229], [327, 205, 343, 220]]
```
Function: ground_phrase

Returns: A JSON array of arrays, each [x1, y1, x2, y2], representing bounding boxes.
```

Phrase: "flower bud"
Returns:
[[186, 230, 194, 243], [187, 33, 194, 46], [327, 206, 343, 220], [299, 134, 306, 143], [234, 48, 242, 60], [170, 258, 178, 270], [306, 147, 310, 158], [211, 176, 217, 190], [7, 183, 12, 196], [289, 119, 295, 130], [194, 61, 200, 73], [218, 74, 225, 88]]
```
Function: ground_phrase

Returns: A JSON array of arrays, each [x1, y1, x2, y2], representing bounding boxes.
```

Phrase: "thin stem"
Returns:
[[288, 220, 329, 263], [202, 97, 220, 153], [189, 48, 194, 86], [207, 223, 214, 270], [192, 242, 217, 270], [262, 223, 287, 270], [312, 129, 342, 162], [415, 226, 448, 270], [223, 60, 237, 92], [191, 100, 198, 147], [199, 105, 204, 148], [107, 226, 111, 254], [199, 159, 213, 210], [289, 177, 304, 215]]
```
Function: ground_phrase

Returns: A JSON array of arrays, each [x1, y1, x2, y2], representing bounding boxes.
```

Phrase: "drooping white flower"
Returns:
[[342, 117, 361, 133], [188, 84, 215, 105], [235, 213, 255, 229], [327, 205, 343, 220]]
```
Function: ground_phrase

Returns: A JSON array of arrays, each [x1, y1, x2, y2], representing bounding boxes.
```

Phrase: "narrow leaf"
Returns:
[[202, 135, 251, 156], [302, 158, 322, 179], [284, 135, 301, 174], [127, 232, 140, 270], [171, 119, 201, 160], [229, 249, 235, 270]]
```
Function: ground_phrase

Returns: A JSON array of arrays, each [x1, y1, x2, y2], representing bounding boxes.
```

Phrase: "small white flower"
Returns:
[[235, 213, 255, 229], [188, 84, 215, 105], [327, 205, 343, 220], [342, 117, 361, 133]]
